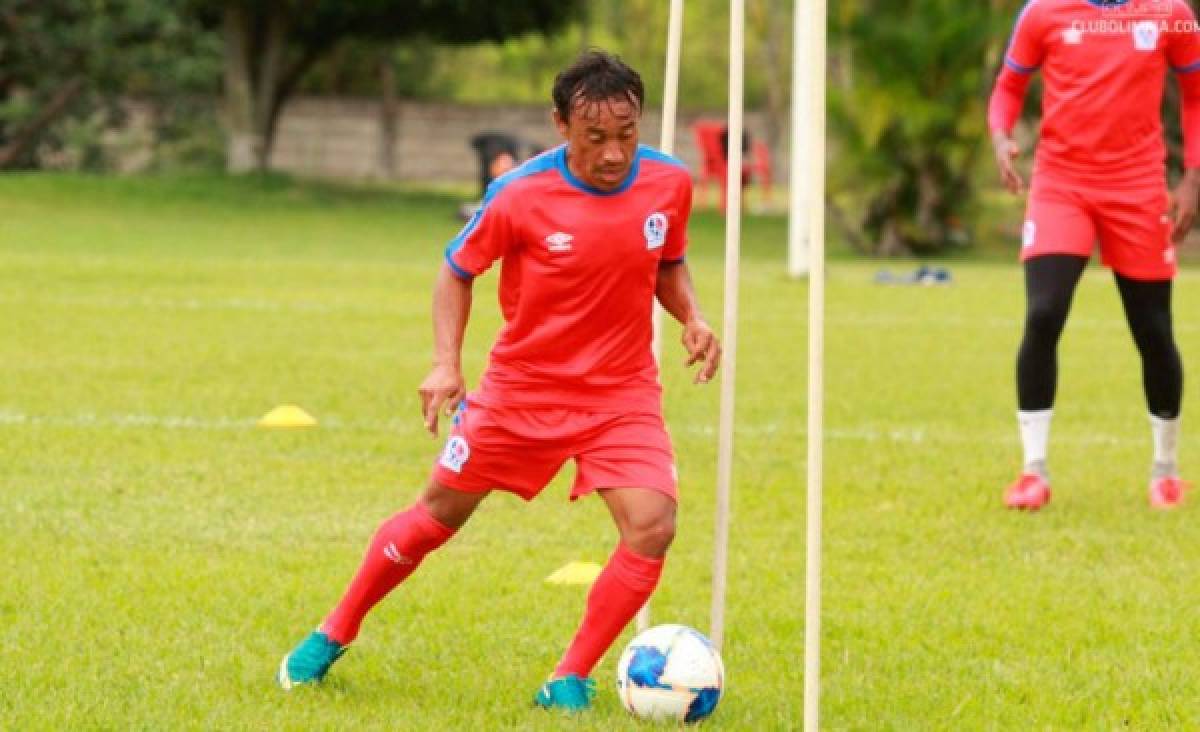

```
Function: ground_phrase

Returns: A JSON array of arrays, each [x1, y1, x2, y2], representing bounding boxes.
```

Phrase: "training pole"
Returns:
[[787, 0, 811, 278], [802, 0, 827, 729], [640, 0, 684, 633], [711, 0, 744, 653]]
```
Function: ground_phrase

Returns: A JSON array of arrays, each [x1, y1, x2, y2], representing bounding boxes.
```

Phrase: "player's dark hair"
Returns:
[[552, 49, 644, 122]]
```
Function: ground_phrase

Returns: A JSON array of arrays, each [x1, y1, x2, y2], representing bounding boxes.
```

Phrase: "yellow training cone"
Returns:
[[257, 404, 317, 429], [545, 561, 603, 586]]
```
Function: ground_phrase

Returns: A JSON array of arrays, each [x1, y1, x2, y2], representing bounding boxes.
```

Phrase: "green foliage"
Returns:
[[827, 0, 1022, 254], [302, 0, 781, 111], [0, 0, 221, 170]]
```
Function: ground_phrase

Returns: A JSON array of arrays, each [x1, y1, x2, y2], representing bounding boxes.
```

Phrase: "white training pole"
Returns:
[[787, 0, 811, 277], [803, 0, 827, 729], [711, 0, 744, 653], [640, 0, 684, 633]]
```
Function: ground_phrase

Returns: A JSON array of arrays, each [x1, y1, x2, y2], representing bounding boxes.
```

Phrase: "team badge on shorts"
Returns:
[[439, 436, 470, 473], [644, 212, 668, 250], [1022, 220, 1037, 249], [1132, 21, 1159, 51]]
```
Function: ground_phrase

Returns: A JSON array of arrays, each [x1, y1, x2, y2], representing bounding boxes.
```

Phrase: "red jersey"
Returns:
[[993, 0, 1200, 183], [445, 144, 692, 412]]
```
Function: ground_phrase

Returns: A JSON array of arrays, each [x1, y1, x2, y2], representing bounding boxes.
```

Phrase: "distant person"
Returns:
[[277, 49, 720, 713], [718, 125, 749, 161], [458, 149, 517, 221], [470, 131, 521, 197], [988, 0, 1200, 510]]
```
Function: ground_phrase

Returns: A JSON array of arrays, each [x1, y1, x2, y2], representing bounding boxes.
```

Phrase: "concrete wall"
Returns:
[[268, 96, 774, 187]]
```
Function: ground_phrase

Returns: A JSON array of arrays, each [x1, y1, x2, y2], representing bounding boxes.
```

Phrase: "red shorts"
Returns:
[[1022, 175, 1176, 280], [430, 398, 678, 502]]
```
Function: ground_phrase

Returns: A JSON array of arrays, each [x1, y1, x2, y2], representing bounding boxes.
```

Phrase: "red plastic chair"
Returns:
[[691, 120, 771, 212]]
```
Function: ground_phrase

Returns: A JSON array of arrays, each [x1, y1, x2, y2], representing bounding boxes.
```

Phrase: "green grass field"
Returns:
[[3, 174, 1200, 730]]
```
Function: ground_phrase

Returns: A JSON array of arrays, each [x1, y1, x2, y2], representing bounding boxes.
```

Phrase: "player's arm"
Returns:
[[419, 264, 471, 436], [656, 261, 720, 385], [987, 4, 1044, 194], [1169, 1, 1200, 240], [420, 183, 513, 434], [1171, 76, 1200, 241]]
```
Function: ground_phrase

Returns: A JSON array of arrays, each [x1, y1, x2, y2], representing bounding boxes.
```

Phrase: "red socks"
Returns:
[[554, 543, 665, 678], [321, 502, 455, 645], [319, 509, 662, 678]]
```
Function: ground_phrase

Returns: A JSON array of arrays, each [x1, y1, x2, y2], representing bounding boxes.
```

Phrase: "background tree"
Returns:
[[190, 0, 585, 173], [826, 0, 1019, 255], [0, 0, 219, 170]]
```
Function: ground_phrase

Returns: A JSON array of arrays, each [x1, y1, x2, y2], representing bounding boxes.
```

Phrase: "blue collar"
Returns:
[[555, 145, 641, 196]]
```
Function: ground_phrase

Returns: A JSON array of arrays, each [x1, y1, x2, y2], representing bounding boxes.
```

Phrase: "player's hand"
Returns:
[[991, 130, 1024, 195], [418, 362, 465, 437], [1170, 170, 1200, 243], [682, 317, 721, 385]]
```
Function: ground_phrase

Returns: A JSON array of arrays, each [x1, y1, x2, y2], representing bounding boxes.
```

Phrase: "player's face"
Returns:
[[555, 94, 640, 191]]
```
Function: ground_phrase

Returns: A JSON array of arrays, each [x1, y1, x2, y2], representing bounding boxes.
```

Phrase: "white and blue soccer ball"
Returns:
[[616, 624, 724, 724]]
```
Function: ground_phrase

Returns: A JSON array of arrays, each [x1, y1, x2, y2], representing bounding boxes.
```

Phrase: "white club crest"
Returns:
[[1133, 21, 1159, 51], [1022, 220, 1037, 249], [644, 212, 668, 250], [439, 436, 470, 473]]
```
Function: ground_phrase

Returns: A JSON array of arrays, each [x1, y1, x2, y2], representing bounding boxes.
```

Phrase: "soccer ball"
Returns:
[[615, 624, 724, 724]]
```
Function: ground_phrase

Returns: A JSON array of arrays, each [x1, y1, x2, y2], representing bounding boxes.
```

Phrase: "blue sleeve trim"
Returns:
[[1174, 59, 1200, 74], [638, 144, 689, 171], [444, 254, 473, 281], [659, 256, 686, 266], [1005, 57, 1038, 75]]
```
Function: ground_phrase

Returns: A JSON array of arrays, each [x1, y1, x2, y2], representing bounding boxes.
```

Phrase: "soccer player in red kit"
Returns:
[[276, 50, 721, 711], [989, 0, 1200, 510]]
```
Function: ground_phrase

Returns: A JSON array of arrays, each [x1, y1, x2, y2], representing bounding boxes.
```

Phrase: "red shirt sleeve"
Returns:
[[661, 173, 692, 263], [1169, 0, 1200, 168], [445, 184, 517, 279], [989, 2, 1044, 134], [988, 66, 1034, 135], [1004, 1, 1046, 75]]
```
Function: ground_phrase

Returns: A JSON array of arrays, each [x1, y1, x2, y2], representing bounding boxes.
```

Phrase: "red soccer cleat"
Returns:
[[1005, 473, 1051, 511], [1149, 476, 1190, 509]]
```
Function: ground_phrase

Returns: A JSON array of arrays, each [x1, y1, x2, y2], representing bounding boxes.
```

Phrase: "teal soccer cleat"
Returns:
[[277, 630, 347, 690], [534, 674, 597, 712]]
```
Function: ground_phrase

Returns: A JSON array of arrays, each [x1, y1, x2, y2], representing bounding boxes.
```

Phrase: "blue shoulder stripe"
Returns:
[[1174, 59, 1200, 74], [444, 147, 561, 275], [638, 144, 688, 170]]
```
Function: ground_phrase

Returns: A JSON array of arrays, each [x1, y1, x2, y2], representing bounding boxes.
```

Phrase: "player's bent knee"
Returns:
[[621, 513, 676, 557]]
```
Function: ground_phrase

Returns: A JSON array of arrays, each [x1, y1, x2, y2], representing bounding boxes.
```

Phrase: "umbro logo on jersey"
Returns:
[[1062, 26, 1083, 45], [545, 231, 574, 252]]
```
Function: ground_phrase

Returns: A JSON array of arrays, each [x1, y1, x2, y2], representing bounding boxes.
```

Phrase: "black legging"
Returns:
[[1017, 254, 1183, 418]]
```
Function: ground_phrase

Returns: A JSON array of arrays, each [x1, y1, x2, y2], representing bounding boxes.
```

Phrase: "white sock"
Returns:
[[1018, 409, 1053, 476], [1149, 414, 1180, 478]]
